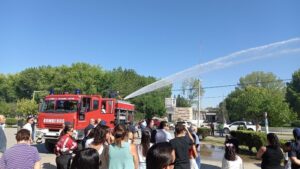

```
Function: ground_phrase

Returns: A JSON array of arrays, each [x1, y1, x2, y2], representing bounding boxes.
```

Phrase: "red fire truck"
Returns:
[[36, 91, 134, 152]]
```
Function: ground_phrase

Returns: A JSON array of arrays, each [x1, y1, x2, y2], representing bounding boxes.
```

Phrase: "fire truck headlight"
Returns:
[[35, 129, 48, 138]]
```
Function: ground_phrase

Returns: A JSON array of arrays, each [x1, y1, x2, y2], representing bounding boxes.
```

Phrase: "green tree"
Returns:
[[181, 78, 204, 106], [16, 99, 39, 117], [0, 63, 172, 118], [238, 71, 285, 93], [225, 86, 294, 126], [0, 74, 17, 102], [14, 68, 43, 99], [286, 69, 300, 117], [176, 94, 191, 107], [0, 101, 16, 118]]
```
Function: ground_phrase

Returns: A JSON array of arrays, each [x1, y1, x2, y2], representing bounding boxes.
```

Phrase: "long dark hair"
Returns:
[[141, 131, 151, 157], [224, 143, 236, 161], [92, 125, 108, 145], [60, 123, 73, 138], [146, 142, 174, 169], [113, 124, 126, 147], [70, 148, 99, 169], [267, 133, 280, 148]]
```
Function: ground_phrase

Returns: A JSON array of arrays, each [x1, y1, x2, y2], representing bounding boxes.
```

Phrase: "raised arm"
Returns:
[[256, 146, 266, 159]]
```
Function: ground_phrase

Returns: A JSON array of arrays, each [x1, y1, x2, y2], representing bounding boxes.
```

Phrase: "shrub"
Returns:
[[230, 130, 267, 152], [237, 125, 246, 130], [5, 118, 17, 125], [197, 127, 211, 140], [291, 120, 300, 127]]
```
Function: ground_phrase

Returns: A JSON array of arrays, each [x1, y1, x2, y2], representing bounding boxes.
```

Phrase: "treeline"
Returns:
[[218, 70, 300, 127], [0, 63, 171, 118]]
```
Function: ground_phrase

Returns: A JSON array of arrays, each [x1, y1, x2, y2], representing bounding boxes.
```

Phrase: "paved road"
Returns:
[[1, 128, 261, 169]]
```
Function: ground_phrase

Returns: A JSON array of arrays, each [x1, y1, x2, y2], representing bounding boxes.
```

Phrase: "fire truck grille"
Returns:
[[44, 124, 63, 129]]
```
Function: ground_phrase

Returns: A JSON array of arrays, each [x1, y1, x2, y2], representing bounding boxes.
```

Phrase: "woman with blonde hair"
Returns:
[[109, 124, 139, 169]]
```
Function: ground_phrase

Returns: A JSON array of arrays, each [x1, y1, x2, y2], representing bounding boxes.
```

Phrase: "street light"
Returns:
[[197, 79, 201, 127]]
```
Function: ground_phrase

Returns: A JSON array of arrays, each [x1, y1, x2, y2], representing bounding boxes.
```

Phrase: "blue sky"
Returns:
[[0, 0, 300, 108]]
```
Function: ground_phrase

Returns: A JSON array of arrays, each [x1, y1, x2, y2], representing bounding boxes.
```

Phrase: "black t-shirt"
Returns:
[[261, 146, 283, 169], [289, 141, 300, 169], [170, 136, 193, 169], [84, 124, 94, 137]]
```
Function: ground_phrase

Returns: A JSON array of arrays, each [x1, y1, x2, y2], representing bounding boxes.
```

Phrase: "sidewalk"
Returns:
[[201, 158, 260, 169]]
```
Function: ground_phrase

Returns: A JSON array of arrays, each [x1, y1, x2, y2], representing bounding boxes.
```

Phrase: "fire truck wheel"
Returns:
[[45, 139, 55, 153]]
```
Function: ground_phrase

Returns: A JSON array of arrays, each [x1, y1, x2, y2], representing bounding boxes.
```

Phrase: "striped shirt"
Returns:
[[0, 143, 40, 169]]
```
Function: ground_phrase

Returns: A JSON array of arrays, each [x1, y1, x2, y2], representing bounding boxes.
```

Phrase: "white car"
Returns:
[[223, 121, 258, 134]]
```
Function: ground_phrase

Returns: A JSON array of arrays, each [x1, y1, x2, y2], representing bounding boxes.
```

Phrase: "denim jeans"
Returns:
[[196, 156, 201, 169]]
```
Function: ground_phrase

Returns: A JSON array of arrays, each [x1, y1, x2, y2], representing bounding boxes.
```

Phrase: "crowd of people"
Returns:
[[3, 114, 300, 169]]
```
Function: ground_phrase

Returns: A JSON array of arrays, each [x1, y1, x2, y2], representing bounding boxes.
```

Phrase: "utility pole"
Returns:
[[197, 79, 201, 127], [264, 112, 269, 134]]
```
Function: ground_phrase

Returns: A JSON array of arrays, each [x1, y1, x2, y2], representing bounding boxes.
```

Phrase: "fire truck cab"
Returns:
[[36, 92, 134, 152]]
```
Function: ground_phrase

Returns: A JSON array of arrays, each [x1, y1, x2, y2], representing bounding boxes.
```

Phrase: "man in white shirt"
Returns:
[[155, 121, 172, 143], [23, 115, 34, 138]]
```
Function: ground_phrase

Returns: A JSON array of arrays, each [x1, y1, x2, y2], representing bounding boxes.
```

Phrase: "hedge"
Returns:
[[230, 130, 267, 152], [291, 120, 300, 127], [5, 118, 17, 125], [197, 127, 211, 140]]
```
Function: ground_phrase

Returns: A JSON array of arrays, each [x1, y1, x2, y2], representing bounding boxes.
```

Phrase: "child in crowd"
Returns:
[[222, 143, 243, 169]]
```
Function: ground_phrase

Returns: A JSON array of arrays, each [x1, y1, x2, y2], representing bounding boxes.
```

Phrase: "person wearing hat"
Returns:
[[289, 128, 300, 169], [23, 115, 34, 143]]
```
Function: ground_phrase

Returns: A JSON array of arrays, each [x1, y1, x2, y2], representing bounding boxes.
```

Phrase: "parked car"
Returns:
[[223, 121, 259, 134]]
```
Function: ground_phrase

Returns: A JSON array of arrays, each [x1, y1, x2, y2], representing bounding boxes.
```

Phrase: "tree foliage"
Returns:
[[176, 94, 191, 107], [16, 99, 38, 116], [0, 63, 171, 118], [181, 78, 204, 107], [238, 71, 285, 92], [286, 69, 300, 117], [224, 71, 295, 126]]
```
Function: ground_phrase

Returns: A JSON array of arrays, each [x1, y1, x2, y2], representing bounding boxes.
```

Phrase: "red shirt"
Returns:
[[55, 134, 77, 155]]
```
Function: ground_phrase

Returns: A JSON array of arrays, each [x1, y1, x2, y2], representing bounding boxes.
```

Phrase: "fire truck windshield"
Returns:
[[41, 100, 78, 113]]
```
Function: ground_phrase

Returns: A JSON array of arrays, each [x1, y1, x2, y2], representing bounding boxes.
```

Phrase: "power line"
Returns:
[[172, 78, 291, 91]]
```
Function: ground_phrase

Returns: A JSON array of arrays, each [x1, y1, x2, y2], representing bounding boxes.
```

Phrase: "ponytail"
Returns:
[[113, 124, 126, 147]]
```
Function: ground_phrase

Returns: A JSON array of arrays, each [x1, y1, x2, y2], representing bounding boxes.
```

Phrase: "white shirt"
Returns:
[[137, 144, 153, 169], [85, 138, 94, 148], [86, 138, 105, 156], [23, 123, 32, 135], [155, 129, 172, 143], [0, 124, 5, 130], [222, 155, 244, 169], [284, 152, 291, 169]]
